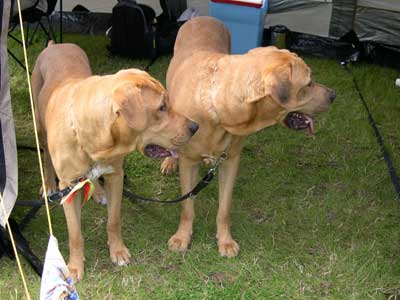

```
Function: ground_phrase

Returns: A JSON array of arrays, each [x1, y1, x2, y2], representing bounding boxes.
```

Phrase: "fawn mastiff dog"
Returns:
[[161, 17, 336, 257], [32, 43, 198, 281]]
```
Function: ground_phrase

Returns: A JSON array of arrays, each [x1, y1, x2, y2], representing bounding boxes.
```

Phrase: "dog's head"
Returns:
[[111, 69, 198, 158], [216, 47, 335, 136]]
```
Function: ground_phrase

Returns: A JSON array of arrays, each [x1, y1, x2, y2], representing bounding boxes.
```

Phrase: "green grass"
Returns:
[[1, 32, 400, 299]]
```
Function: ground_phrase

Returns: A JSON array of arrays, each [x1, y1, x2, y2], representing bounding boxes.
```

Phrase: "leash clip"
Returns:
[[209, 152, 227, 174]]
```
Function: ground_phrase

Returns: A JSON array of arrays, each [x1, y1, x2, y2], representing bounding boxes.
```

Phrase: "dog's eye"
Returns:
[[159, 103, 167, 112]]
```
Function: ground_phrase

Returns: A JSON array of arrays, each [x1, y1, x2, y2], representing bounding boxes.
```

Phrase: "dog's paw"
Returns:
[[201, 154, 217, 166], [160, 157, 178, 175], [110, 244, 131, 266], [94, 195, 108, 205], [92, 191, 108, 205], [168, 233, 191, 252], [68, 261, 84, 283], [92, 180, 108, 205], [218, 239, 240, 258]]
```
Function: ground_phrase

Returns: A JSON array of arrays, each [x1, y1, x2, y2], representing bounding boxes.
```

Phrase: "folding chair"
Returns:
[[8, 0, 58, 71]]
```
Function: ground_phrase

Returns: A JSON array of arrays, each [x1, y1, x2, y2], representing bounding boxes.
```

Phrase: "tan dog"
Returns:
[[161, 17, 336, 257], [31, 43, 198, 281]]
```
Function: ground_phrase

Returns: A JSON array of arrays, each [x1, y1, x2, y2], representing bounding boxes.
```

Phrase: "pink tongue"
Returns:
[[305, 115, 314, 135]]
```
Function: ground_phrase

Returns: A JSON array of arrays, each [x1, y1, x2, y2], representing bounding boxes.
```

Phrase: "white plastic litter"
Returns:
[[40, 235, 79, 300], [177, 7, 200, 22]]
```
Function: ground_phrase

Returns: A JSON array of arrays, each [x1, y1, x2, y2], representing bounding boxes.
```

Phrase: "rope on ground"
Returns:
[[344, 64, 400, 199]]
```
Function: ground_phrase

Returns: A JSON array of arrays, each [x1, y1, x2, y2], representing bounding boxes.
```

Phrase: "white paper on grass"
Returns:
[[40, 235, 79, 300]]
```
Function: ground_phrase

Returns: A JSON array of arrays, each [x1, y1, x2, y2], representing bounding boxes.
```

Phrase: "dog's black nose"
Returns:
[[188, 121, 199, 136], [329, 90, 336, 103]]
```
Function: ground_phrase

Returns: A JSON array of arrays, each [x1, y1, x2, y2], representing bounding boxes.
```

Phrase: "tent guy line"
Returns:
[[342, 62, 400, 199]]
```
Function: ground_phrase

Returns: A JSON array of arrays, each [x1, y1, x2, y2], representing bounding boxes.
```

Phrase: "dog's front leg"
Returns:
[[217, 154, 241, 257], [104, 167, 131, 266], [62, 185, 84, 282], [168, 156, 199, 252]]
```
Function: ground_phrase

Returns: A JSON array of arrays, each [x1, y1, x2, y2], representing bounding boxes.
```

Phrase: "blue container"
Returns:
[[210, 0, 268, 54]]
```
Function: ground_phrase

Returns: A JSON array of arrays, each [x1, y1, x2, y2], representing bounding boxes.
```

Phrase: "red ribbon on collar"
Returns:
[[62, 178, 95, 207]]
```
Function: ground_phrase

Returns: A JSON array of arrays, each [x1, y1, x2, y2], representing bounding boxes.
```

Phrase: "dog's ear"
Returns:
[[245, 63, 292, 105], [112, 84, 148, 131]]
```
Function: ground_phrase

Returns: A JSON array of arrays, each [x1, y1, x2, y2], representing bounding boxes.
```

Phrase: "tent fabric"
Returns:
[[355, 5, 400, 46], [266, 2, 333, 38], [358, 0, 400, 12], [0, 0, 18, 228], [268, 0, 332, 13], [329, 0, 356, 38], [61, 1, 400, 46], [266, 0, 400, 46]]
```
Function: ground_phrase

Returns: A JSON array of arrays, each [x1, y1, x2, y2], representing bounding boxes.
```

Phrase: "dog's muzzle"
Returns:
[[284, 112, 314, 135], [144, 145, 178, 159], [188, 121, 199, 136]]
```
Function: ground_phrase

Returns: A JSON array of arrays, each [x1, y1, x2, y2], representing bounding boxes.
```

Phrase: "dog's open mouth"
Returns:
[[284, 112, 314, 135], [144, 144, 178, 159]]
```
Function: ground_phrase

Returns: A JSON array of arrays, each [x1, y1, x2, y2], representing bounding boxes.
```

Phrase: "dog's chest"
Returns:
[[86, 164, 114, 180], [186, 125, 242, 160]]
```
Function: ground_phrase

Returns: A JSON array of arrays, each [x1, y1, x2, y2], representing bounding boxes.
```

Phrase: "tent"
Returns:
[[62, 0, 400, 47], [266, 0, 400, 48], [0, 0, 18, 228]]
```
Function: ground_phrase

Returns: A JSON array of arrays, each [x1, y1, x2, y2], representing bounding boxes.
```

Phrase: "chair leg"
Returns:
[[25, 22, 30, 47], [0, 199, 45, 276], [39, 21, 49, 36], [7, 33, 22, 45], [28, 22, 40, 46], [7, 48, 28, 73], [0, 218, 44, 276], [45, 16, 57, 46], [39, 19, 52, 47], [19, 203, 43, 231]]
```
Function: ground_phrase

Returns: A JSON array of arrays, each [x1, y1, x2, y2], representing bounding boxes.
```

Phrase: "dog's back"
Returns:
[[167, 17, 231, 113], [173, 16, 230, 59], [32, 43, 92, 141], [32, 43, 91, 96]]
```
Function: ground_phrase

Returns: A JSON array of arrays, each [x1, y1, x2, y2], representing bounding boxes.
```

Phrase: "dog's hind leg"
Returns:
[[40, 148, 58, 197], [168, 156, 199, 252], [32, 62, 58, 197], [216, 154, 241, 258]]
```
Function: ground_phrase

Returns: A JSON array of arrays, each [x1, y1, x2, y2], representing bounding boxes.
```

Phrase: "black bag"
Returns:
[[155, 0, 184, 55], [108, 0, 156, 59]]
